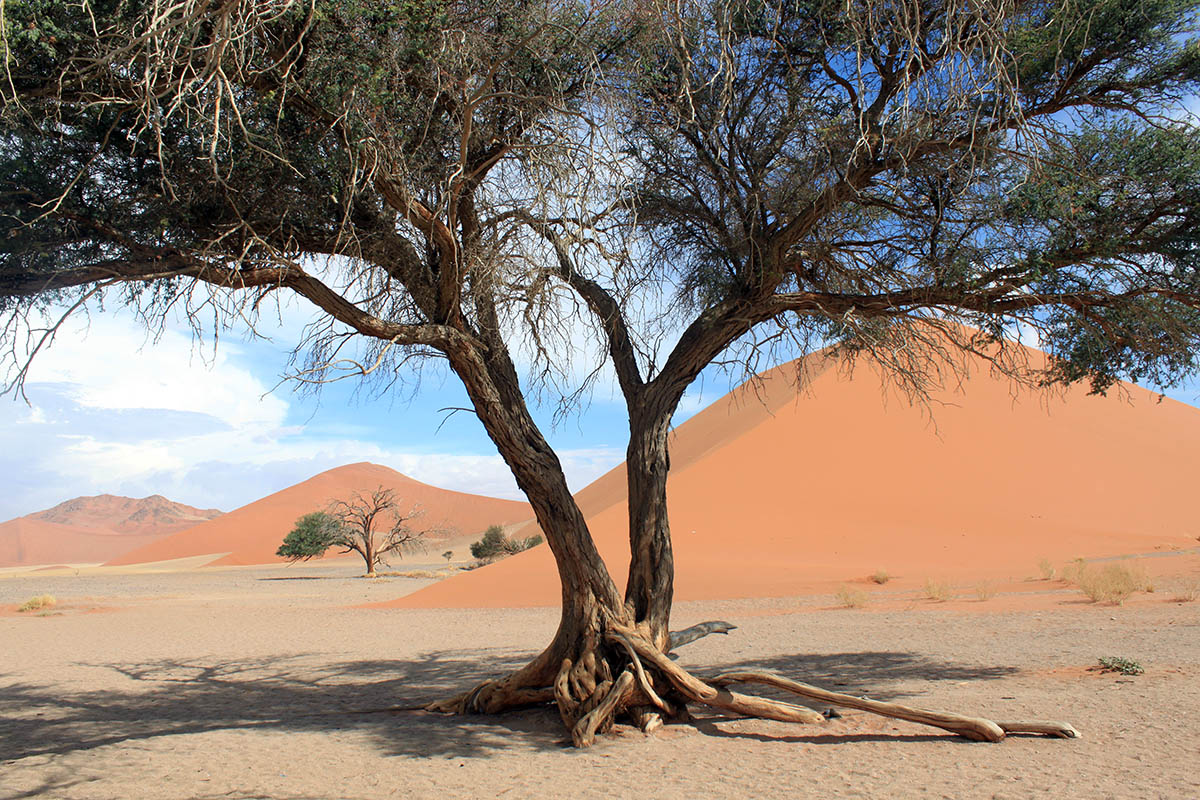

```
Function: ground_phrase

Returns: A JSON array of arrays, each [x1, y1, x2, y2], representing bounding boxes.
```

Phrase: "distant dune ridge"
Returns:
[[106, 462, 533, 567], [386, 344, 1200, 609], [0, 495, 223, 567]]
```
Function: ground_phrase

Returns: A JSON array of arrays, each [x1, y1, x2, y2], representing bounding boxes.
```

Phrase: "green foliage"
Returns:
[[276, 512, 344, 561], [469, 525, 542, 561], [1098, 656, 1144, 676]]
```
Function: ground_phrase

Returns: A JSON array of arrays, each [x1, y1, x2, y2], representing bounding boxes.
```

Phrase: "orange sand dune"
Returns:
[[107, 462, 532, 567], [388, 348, 1200, 609], [0, 517, 170, 567]]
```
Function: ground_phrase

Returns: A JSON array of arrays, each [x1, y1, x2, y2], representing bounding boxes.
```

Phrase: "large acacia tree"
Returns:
[[4, 0, 1200, 745]]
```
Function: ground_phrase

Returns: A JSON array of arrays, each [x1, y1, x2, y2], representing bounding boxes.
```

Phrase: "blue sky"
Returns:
[[0, 298, 724, 521]]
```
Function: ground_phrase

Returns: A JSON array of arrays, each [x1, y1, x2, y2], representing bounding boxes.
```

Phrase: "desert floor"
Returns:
[[2, 560, 1199, 800]]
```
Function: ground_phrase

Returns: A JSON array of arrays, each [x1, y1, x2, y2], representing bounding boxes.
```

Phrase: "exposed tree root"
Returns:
[[572, 670, 635, 747], [429, 620, 1079, 747], [713, 671, 1079, 741]]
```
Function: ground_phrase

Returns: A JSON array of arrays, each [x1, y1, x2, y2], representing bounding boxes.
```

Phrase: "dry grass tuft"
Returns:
[[834, 584, 869, 609], [17, 594, 56, 613], [869, 569, 891, 585], [922, 578, 952, 602], [974, 582, 997, 601], [377, 569, 458, 579], [1171, 579, 1199, 603], [1037, 557, 1057, 580], [1061, 557, 1088, 585], [1072, 561, 1153, 605]]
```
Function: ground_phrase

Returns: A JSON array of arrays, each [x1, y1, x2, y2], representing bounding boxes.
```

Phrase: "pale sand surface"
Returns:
[[3, 563, 1199, 799]]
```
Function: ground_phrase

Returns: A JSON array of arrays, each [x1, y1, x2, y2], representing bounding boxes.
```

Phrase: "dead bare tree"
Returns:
[[330, 488, 426, 577], [4, 0, 1200, 746]]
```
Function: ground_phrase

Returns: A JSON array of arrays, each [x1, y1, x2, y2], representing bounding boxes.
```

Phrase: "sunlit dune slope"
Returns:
[[386, 348, 1200, 608], [106, 462, 532, 567]]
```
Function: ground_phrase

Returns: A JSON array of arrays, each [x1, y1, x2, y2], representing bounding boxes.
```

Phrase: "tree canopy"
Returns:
[[4, 0, 1199, 746]]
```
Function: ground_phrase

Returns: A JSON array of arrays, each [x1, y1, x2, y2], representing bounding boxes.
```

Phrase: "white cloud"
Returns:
[[0, 309, 626, 519], [31, 313, 288, 429]]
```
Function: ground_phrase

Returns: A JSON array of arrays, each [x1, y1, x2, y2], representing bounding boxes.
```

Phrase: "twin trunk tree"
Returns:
[[5, 0, 1200, 744]]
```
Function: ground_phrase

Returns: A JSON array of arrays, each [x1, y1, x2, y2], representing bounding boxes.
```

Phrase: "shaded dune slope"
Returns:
[[107, 462, 532, 567], [0, 495, 224, 568], [388, 349, 1200, 608]]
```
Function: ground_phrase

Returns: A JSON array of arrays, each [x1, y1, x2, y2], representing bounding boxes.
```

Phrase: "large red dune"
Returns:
[[386, 345, 1200, 609], [107, 462, 532, 567], [0, 495, 223, 567]]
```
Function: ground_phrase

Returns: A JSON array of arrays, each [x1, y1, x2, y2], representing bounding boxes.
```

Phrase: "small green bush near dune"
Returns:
[[17, 594, 56, 613]]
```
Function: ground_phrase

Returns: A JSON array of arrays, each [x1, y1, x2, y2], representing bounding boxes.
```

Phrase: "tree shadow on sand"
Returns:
[[0, 647, 1018, 765]]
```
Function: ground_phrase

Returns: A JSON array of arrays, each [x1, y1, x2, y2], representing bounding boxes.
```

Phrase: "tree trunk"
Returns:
[[622, 409, 675, 648], [428, 340, 639, 717]]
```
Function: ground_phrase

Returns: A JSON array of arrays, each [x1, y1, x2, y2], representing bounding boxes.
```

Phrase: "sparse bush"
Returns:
[[470, 526, 543, 562], [442, 551, 453, 563], [1037, 558, 1056, 580], [869, 569, 891, 585], [1061, 557, 1088, 584], [835, 584, 869, 608], [974, 582, 997, 601], [1172, 580, 1200, 603], [922, 579, 951, 602], [1098, 656, 1143, 676], [17, 594, 56, 613], [1074, 561, 1150, 605]]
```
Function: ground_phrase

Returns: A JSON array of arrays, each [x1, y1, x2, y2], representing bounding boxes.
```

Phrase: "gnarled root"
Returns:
[[713, 671, 1078, 741], [571, 669, 635, 747], [426, 649, 558, 715], [430, 621, 1078, 746]]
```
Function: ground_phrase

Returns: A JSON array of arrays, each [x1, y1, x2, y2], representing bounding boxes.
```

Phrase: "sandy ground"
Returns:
[[3, 562, 1199, 800]]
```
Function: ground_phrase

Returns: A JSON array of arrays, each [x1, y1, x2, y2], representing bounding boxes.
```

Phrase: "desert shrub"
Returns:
[[1172, 580, 1200, 603], [470, 526, 543, 562], [1075, 562, 1150, 605], [835, 585, 868, 608], [1061, 557, 1088, 584], [922, 578, 952, 602], [1098, 656, 1143, 676], [974, 582, 997, 601], [1037, 558, 1057, 580], [17, 594, 56, 613], [442, 551, 453, 562], [869, 569, 891, 585]]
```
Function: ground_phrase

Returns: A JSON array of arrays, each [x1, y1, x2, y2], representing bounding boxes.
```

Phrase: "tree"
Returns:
[[276, 489, 425, 577], [4, 0, 1200, 746]]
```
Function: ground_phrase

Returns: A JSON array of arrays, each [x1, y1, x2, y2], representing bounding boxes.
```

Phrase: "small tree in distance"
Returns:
[[276, 488, 426, 578]]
